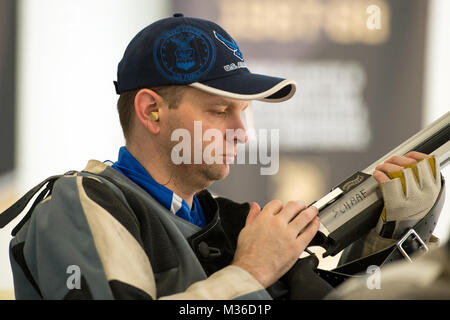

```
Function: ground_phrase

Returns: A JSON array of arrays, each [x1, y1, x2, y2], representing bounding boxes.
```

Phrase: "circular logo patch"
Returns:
[[154, 25, 216, 83]]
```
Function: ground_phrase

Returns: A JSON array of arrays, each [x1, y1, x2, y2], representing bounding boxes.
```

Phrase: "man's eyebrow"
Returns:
[[206, 97, 249, 110]]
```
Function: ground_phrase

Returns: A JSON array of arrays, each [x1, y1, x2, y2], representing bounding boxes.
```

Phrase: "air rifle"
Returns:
[[310, 111, 450, 257]]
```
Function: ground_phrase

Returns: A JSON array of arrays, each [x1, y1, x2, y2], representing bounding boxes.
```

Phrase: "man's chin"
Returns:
[[203, 163, 230, 182]]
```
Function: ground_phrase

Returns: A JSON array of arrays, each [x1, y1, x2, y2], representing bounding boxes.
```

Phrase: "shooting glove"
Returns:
[[362, 157, 441, 256]]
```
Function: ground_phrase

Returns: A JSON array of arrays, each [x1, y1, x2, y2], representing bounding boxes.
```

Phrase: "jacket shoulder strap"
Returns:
[[0, 171, 76, 231]]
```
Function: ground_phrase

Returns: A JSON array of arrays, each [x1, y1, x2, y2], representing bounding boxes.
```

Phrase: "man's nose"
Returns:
[[235, 115, 248, 144], [236, 130, 248, 144], [226, 115, 248, 144]]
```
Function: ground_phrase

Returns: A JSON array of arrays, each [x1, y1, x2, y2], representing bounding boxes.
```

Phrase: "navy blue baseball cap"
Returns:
[[114, 13, 296, 102]]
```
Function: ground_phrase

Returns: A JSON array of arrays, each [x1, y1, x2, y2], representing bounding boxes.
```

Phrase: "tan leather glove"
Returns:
[[362, 156, 441, 256]]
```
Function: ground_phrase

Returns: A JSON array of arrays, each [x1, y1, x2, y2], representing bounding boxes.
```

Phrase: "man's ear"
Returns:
[[134, 89, 163, 135]]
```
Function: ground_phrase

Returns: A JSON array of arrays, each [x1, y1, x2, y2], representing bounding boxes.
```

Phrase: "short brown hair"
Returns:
[[117, 86, 186, 141]]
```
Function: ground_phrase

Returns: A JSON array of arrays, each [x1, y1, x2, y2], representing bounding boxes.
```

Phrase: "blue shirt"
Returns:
[[110, 147, 207, 228]]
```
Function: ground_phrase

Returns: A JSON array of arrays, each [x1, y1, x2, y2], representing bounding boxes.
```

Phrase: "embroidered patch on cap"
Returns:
[[153, 25, 216, 83], [213, 30, 244, 61]]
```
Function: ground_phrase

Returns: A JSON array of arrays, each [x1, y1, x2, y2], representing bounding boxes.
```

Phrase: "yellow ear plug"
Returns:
[[149, 112, 159, 122]]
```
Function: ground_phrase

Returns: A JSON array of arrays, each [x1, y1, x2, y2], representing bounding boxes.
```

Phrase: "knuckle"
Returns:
[[287, 200, 305, 211], [405, 151, 420, 159], [307, 205, 318, 215], [286, 200, 297, 207], [267, 199, 283, 212], [299, 207, 316, 221], [311, 206, 319, 215], [270, 199, 283, 207], [404, 154, 417, 161]]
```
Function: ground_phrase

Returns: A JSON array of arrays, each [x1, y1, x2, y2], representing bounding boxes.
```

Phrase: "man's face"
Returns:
[[160, 87, 249, 188]]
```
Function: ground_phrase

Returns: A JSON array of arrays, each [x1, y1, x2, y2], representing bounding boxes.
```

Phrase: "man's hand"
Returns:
[[358, 151, 442, 257], [232, 200, 320, 288], [372, 151, 441, 226], [359, 151, 441, 257], [373, 151, 433, 183]]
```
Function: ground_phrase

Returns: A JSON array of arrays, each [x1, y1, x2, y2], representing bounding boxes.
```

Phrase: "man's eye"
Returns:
[[214, 111, 227, 117]]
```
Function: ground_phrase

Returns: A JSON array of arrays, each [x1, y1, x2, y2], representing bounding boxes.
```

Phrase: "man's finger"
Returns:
[[282, 201, 307, 223], [375, 162, 403, 175], [373, 169, 390, 183], [385, 155, 417, 167], [262, 199, 283, 216], [296, 216, 320, 244], [246, 202, 261, 225], [289, 206, 318, 235], [403, 151, 431, 161]]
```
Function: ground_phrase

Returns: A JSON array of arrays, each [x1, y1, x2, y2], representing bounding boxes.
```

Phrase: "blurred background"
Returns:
[[0, 0, 449, 299]]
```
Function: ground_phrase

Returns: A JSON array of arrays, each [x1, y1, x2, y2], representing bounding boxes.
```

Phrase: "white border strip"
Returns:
[[189, 79, 297, 102]]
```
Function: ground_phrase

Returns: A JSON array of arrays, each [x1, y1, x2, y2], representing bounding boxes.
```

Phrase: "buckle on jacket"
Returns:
[[396, 229, 428, 262]]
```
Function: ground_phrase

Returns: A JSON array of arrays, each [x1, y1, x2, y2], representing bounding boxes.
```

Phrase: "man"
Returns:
[[6, 14, 442, 299]]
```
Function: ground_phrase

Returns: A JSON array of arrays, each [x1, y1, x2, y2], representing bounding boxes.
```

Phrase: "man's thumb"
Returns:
[[246, 202, 261, 225]]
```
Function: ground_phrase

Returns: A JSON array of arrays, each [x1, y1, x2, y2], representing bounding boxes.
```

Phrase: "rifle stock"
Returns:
[[310, 111, 450, 257]]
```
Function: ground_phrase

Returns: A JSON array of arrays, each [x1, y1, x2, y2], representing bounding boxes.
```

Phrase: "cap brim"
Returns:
[[189, 72, 296, 102]]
